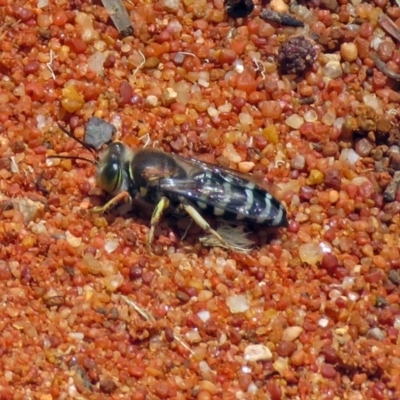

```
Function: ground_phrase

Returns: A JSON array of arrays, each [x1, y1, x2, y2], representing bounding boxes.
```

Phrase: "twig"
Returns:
[[46, 49, 56, 80], [378, 13, 400, 42], [252, 58, 266, 79], [132, 50, 145, 77], [172, 332, 194, 355], [260, 9, 304, 27], [176, 52, 210, 64], [119, 295, 194, 355], [371, 52, 400, 81], [178, 51, 197, 58], [120, 295, 155, 321], [139, 133, 151, 148], [10, 156, 19, 174]]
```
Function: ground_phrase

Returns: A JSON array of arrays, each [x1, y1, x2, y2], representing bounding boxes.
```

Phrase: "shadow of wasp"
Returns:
[[49, 123, 288, 252]]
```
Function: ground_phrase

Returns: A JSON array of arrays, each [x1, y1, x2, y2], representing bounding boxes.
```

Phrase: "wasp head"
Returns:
[[96, 142, 133, 195]]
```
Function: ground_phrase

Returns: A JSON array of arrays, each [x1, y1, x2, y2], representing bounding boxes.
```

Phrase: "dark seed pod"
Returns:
[[278, 36, 316, 75], [224, 0, 254, 18]]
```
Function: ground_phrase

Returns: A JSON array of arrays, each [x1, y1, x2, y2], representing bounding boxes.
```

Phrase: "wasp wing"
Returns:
[[158, 157, 287, 226]]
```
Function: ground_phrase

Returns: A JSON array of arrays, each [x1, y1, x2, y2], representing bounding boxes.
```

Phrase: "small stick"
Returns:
[[260, 9, 304, 27], [378, 14, 400, 42], [119, 295, 194, 355], [371, 52, 400, 81], [252, 58, 266, 79], [132, 50, 145, 76], [46, 49, 56, 80]]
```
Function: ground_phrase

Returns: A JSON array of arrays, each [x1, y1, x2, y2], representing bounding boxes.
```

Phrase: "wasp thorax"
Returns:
[[96, 142, 133, 195]]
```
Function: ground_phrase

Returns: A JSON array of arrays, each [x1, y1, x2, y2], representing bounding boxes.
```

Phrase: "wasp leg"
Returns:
[[148, 196, 170, 252], [181, 203, 232, 250], [92, 191, 132, 213]]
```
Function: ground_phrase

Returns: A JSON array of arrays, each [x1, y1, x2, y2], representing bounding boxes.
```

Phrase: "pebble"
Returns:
[[318, 318, 330, 328], [323, 61, 343, 79], [282, 326, 303, 342], [394, 316, 400, 330], [226, 295, 249, 313], [61, 86, 85, 113], [163, 0, 180, 12], [299, 242, 324, 265], [238, 161, 255, 173], [244, 344, 273, 362], [322, 141, 339, 157], [306, 169, 324, 185], [291, 154, 305, 170], [320, 364, 337, 379], [304, 110, 318, 122], [285, 114, 304, 129], [320, 0, 338, 11], [363, 93, 381, 109], [146, 95, 158, 107], [197, 310, 211, 322], [84, 117, 116, 149], [65, 231, 82, 248], [366, 327, 386, 341], [355, 138, 374, 157], [197, 381, 218, 394], [263, 125, 279, 144], [340, 42, 358, 62]]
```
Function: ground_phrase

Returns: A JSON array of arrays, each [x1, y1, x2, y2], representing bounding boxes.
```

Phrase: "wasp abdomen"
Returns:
[[163, 169, 288, 227]]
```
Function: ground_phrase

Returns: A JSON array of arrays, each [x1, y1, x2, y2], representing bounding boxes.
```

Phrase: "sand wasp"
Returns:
[[50, 123, 288, 252]]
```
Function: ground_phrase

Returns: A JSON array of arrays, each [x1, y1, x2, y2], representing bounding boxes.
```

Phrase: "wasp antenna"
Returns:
[[47, 154, 97, 165], [57, 123, 96, 154]]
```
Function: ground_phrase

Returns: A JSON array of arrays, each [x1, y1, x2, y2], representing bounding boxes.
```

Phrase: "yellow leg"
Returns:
[[92, 191, 131, 213], [147, 196, 170, 252], [182, 204, 232, 250]]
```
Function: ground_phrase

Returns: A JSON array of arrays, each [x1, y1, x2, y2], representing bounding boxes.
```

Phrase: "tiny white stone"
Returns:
[[339, 148, 360, 166], [68, 332, 85, 341], [37, 0, 49, 8], [186, 329, 202, 343], [318, 318, 329, 328], [146, 95, 158, 107], [394, 316, 400, 331], [226, 294, 249, 313], [197, 310, 211, 322], [65, 230, 82, 248], [207, 107, 219, 118], [282, 326, 303, 342], [323, 60, 343, 79], [244, 344, 273, 362], [235, 64, 244, 74], [104, 240, 118, 254], [285, 114, 304, 129], [366, 327, 385, 341]]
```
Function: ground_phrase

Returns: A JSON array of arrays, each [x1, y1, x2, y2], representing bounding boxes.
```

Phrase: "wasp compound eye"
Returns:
[[107, 142, 126, 157], [97, 152, 123, 194]]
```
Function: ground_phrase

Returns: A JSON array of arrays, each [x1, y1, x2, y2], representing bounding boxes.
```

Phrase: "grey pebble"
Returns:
[[84, 117, 116, 149]]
